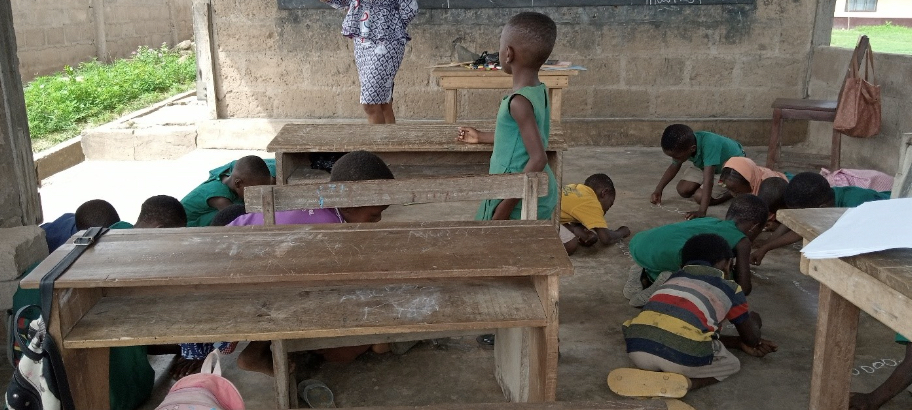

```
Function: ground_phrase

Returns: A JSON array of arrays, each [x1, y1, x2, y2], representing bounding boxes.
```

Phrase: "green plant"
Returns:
[[24, 44, 196, 151], [831, 23, 912, 55]]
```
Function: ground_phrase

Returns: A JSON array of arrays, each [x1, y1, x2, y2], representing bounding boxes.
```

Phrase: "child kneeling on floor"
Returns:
[[609, 233, 778, 398]]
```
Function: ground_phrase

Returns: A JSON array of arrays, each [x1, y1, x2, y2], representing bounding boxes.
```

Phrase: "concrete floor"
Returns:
[[20, 146, 912, 409]]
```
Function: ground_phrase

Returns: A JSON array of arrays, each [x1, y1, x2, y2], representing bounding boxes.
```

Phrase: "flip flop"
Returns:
[[298, 379, 336, 408], [607, 368, 688, 398]]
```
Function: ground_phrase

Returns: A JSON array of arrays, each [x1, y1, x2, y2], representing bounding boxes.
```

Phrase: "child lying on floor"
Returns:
[[559, 173, 630, 255]]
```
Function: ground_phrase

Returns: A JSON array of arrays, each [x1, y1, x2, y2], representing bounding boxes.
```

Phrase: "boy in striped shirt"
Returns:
[[609, 233, 777, 398]]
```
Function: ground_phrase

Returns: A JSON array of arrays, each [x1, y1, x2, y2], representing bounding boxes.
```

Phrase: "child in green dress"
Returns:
[[456, 12, 558, 221], [180, 155, 273, 227]]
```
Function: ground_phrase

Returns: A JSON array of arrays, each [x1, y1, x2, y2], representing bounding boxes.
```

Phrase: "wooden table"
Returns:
[[432, 68, 579, 123], [20, 220, 572, 409], [778, 208, 912, 410]]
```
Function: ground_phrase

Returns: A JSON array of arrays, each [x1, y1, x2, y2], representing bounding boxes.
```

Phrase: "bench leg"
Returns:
[[272, 339, 297, 409], [808, 284, 858, 410], [830, 130, 842, 170], [445, 89, 457, 123], [767, 108, 783, 169]]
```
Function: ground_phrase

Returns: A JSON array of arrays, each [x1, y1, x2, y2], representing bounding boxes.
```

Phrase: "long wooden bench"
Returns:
[[243, 173, 560, 408], [20, 174, 570, 410]]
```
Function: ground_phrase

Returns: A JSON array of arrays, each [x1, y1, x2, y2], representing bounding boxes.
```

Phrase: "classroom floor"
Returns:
[[11, 146, 911, 409]]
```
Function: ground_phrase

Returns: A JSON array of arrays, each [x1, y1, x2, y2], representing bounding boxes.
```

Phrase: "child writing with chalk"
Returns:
[[456, 12, 558, 221]]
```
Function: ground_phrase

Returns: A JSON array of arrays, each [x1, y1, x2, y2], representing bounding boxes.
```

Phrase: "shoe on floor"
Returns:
[[607, 368, 688, 399]]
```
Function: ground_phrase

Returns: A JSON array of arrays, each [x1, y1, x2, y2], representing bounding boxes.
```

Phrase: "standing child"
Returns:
[[609, 233, 777, 399], [650, 124, 746, 219], [457, 12, 558, 221], [180, 155, 273, 227], [625, 195, 767, 306], [559, 173, 630, 255]]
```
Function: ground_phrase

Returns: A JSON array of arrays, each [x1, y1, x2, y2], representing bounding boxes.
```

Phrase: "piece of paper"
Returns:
[[802, 198, 912, 259]]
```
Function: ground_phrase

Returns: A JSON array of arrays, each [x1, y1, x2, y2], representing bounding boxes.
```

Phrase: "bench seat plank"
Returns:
[[64, 278, 547, 348], [21, 221, 572, 289]]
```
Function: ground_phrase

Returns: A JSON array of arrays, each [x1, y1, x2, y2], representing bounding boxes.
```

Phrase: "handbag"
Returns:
[[5, 227, 108, 410], [833, 40, 881, 138], [155, 351, 245, 410]]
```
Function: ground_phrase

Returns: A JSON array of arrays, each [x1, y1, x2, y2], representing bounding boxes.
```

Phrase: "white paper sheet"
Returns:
[[801, 198, 912, 259]]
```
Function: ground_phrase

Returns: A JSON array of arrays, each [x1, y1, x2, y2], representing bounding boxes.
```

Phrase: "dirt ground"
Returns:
[[4, 146, 909, 409]]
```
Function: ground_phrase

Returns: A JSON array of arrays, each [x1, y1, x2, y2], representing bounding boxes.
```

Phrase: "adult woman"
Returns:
[[322, 0, 419, 124]]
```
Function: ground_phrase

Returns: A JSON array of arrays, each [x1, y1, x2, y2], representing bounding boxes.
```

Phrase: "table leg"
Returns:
[[549, 88, 563, 123], [445, 89, 458, 123], [809, 283, 859, 410], [272, 339, 296, 409], [799, 239, 810, 275], [49, 288, 109, 409], [548, 150, 563, 226]]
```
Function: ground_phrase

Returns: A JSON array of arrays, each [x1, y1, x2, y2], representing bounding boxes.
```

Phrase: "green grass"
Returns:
[[831, 23, 912, 55], [25, 44, 196, 152]]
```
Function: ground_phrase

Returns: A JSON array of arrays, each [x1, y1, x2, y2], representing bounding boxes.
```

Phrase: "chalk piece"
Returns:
[[607, 368, 688, 399]]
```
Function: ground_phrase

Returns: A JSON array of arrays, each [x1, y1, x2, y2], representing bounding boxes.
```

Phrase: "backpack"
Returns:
[[155, 351, 245, 410], [5, 227, 108, 410]]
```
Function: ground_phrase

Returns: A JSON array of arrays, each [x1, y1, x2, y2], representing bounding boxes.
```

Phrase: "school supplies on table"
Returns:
[[801, 198, 912, 259]]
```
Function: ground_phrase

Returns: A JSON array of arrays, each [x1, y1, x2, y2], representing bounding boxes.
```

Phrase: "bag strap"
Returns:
[[39, 227, 108, 323], [201, 350, 223, 376], [10, 305, 43, 362], [864, 42, 875, 84]]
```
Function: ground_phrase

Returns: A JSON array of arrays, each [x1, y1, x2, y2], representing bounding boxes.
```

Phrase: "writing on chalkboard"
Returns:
[[278, 0, 755, 10]]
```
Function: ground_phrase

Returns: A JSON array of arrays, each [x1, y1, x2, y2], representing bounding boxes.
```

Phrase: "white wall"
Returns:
[[834, 0, 912, 18]]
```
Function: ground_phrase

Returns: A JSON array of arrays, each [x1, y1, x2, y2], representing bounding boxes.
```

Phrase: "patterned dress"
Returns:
[[325, 0, 419, 104]]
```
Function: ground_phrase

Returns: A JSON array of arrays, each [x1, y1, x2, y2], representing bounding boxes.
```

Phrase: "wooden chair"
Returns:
[[244, 173, 553, 408], [766, 35, 870, 171]]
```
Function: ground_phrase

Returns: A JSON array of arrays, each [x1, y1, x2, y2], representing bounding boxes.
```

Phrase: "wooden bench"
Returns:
[[431, 67, 579, 123], [21, 174, 571, 410], [244, 173, 558, 408]]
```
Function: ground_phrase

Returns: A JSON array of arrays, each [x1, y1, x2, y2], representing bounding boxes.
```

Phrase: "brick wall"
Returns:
[[12, 0, 193, 82], [205, 1, 818, 145]]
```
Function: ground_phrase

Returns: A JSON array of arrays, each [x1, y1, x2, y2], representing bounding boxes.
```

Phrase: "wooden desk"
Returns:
[[778, 208, 912, 410], [432, 68, 579, 123], [20, 221, 572, 409]]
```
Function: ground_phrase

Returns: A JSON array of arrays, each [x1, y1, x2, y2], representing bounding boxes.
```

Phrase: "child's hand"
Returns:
[[650, 191, 662, 205], [740, 338, 778, 357], [684, 210, 705, 220], [617, 226, 632, 238], [849, 392, 878, 410], [750, 249, 767, 266], [457, 127, 481, 144]]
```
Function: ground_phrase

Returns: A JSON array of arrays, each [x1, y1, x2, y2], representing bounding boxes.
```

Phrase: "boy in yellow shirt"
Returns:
[[560, 173, 631, 255]]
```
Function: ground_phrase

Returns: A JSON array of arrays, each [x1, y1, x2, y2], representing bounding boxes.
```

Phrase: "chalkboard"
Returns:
[[279, 0, 755, 10]]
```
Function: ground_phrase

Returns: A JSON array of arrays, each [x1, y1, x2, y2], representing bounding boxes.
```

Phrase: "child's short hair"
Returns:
[[681, 233, 735, 267], [329, 151, 395, 182], [75, 199, 120, 230], [210, 204, 247, 226], [507, 12, 557, 67], [137, 195, 187, 228], [584, 173, 615, 194], [784, 172, 834, 209], [234, 156, 271, 180], [724, 194, 768, 226], [758, 177, 788, 214], [660, 124, 696, 152]]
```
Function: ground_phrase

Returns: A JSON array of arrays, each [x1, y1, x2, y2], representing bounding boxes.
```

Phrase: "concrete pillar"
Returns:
[[92, 0, 108, 62], [0, 0, 50, 313]]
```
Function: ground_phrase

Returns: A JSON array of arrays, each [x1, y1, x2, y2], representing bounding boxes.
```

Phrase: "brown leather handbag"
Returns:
[[834, 41, 881, 138]]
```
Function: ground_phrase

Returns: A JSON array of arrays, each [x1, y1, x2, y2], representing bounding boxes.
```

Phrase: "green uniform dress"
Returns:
[[475, 83, 558, 220], [11, 221, 154, 410], [629, 217, 746, 281], [690, 131, 745, 173], [832, 186, 891, 207], [181, 180, 242, 227]]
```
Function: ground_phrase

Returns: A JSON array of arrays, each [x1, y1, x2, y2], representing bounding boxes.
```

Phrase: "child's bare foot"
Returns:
[[170, 357, 204, 380], [371, 343, 391, 354]]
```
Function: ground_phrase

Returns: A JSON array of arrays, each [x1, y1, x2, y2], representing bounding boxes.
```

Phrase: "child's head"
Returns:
[[681, 233, 735, 276], [784, 172, 834, 209], [330, 151, 395, 223], [210, 204, 247, 226], [75, 199, 120, 230], [228, 156, 273, 199], [499, 12, 556, 74], [758, 177, 788, 230], [724, 194, 768, 241], [583, 173, 617, 213], [135, 195, 187, 228], [719, 167, 751, 196], [660, 124, 697, 162]]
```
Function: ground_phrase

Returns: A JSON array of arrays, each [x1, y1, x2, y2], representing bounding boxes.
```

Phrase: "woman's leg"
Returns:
[[363, 104, 387, 124], [354, 39, 405, 124]]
